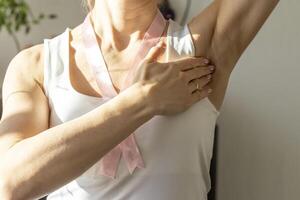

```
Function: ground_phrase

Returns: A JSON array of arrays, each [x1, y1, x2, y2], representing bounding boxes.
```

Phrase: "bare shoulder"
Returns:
[[1, 43, 50, 152], [2, 43, 45, 104]]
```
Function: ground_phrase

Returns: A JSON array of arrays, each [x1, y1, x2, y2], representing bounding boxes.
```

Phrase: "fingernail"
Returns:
[[204, 59, 209, 64], [208, 88, 213, 93], [207, 74, 212, 80], [209, 65, 215, 71]]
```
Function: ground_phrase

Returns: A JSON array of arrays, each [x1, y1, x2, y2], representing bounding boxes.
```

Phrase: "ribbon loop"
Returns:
[[81, 9, 167, 179]]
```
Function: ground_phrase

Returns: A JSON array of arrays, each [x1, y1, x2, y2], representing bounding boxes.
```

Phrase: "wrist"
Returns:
[[128, 82, 156, 118], [103, 82, 156, 125]]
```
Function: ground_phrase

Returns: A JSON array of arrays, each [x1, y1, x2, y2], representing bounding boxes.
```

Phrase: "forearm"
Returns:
[[0, 83, 154, 200]]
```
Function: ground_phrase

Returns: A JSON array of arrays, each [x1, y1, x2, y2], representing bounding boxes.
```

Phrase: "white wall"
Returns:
[[0, 1, 299, 200], [169, 0, 299, 200], [0, 0, 86, 89]]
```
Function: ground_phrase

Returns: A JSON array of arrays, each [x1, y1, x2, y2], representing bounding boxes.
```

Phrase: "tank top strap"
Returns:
[[43, 28, 70, 98]]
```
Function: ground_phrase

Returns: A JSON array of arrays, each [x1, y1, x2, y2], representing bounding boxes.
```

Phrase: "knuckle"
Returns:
[[196, 58, 205, 65], [199, 77, 209, 86], [182, 70, 189, 78], [169, 62, 176, 68], [178, 70, 185, 80]]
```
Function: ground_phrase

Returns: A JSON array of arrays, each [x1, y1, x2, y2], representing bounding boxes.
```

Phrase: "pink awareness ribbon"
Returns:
[[81, 9, 167, 179]]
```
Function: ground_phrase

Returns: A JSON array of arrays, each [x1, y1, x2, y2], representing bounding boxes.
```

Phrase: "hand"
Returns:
[[132, 41, 214, 116]]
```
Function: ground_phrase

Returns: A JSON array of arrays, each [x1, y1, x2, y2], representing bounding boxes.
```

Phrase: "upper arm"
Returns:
[[0, 44, 49, 156], [188, 0, 280, 70], [187, 0, 279, 110]]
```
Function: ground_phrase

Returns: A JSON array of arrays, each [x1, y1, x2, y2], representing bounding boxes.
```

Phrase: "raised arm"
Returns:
[[189, 0, 280, 70], [188, 0, 280, 109]]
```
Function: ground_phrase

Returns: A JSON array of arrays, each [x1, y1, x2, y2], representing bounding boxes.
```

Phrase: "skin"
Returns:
[[0, 45, 212, 200], [0, 43, 212, 200], [188, 0, 280, 110], [0, 0, 279, 199], [0, 2, 213, 200]]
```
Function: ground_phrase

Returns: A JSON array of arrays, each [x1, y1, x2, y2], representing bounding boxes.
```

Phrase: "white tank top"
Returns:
[[44, 19, 220, 200]]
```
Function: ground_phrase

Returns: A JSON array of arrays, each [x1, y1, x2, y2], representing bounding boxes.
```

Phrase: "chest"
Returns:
[[69, 36, 167, 98]]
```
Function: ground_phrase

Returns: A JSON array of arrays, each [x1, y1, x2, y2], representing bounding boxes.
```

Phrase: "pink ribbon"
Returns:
[[81, 10, 167, 179]]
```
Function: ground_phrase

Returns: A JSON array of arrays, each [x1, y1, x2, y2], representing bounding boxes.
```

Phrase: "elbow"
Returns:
[[0, 178, 14, 200], [0, 186, 27, 200], [0, 171, 47, 200], [0, 158, 43, 200], [0, 163, 16, 199], [0, 174, 27, 200]]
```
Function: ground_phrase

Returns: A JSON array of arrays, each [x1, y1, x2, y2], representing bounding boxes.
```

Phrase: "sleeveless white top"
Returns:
[[44, 19, 220, 200]]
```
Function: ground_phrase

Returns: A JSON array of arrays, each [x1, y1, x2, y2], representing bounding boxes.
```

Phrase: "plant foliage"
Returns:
[[0, 0, 57, 50]]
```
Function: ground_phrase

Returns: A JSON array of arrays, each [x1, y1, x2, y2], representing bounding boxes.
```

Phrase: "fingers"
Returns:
[[171, 57, 210, 71], [183, 65, 215, 83], [189, 85, 213, 105], [187, 74, 212, 94], [144, 40, 166, 63]]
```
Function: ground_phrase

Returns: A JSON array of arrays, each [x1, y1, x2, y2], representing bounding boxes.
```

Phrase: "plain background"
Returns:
[[0, 0, 299, 200]]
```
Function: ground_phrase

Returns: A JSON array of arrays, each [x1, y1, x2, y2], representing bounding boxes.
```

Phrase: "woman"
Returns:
[[0, 0, 279, 199]]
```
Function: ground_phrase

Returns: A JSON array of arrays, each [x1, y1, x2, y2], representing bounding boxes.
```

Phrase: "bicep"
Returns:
[[188, 2, 219, 57], [213, 0, 279, 56], [187, 0, 279, 110], [0, 48, 49, 156], [188, 0, 279, 67]]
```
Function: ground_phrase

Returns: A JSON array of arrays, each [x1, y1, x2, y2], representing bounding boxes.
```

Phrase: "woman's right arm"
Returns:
[[0, 43, 213, 200]]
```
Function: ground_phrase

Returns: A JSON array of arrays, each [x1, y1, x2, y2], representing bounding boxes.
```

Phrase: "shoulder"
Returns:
[[7, 28, 70, 93], [3, 44, 45, 99], [7, 44, 44, 85], [11, 43, 44, 68]]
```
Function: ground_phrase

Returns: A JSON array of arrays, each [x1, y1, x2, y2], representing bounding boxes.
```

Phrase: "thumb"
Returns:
[[144, 40, 166, 63]]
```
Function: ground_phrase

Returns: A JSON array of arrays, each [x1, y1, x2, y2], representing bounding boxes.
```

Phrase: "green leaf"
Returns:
[[0, 0, 57, 49], [48, 14, 57, 19], [33, 19, 39, 24], [25, 26, 30, 34], [38, 13, 45, 19]]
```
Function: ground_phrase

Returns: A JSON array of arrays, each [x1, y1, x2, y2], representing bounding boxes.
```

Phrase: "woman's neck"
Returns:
[[90, 0, 158, 51]]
